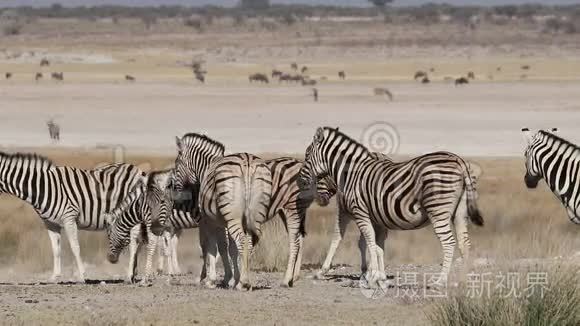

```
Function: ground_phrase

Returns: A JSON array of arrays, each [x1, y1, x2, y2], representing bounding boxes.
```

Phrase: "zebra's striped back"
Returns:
[[0, 152, 144, 230], [523, 129, 580, 224]]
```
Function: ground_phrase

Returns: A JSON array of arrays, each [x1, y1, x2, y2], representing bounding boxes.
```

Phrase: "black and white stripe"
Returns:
[[522, 128, 580, 224], [174, 133, 272, 290], [298, 127, 483, 285], [104, 169, 199, 282], [0, 152, 145, 281]]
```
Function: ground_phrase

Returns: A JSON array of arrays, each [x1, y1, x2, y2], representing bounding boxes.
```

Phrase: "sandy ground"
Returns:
[[2, 80, 580, 157], [0, 267, 433, 326]]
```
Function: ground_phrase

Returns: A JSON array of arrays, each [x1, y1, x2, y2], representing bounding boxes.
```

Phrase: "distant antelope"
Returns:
[[414, 71, 427, 80], [373, 87, 393, 101], [46, 119, 60, 142], [302, 79, 316, 86], [35, 73, 43, 81], [51, 72, 64, 81], [455, 77, 469, 85], [291, 62, 298, 71], [338, 71, 346, 80], [421, 76, 430, 84], [271, 69, 283, 78], [40, 58, 50, 67], [5, 72, 12, 79], [312, 88, 318, 102], [125, 75, 135, 82], [195, 72, 205, 83], [521, 65, 530, 70], [301, 66, 308, 74], [249, 73, 269, 83], [467, 71, 475, 79]]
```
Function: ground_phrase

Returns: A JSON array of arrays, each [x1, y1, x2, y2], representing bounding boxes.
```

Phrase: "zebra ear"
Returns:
[[314, 127, 324, 144], [521, 128, 533, 144], [551, 128, 558, 134], [175, 136, 182, 152]]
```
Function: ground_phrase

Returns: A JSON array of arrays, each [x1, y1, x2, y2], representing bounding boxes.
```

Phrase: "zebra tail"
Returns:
[[243, 161, 272, 245], [460, 159, 484, 227]]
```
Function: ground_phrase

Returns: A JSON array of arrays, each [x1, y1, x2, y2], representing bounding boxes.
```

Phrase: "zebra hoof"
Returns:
[[204, 280, 217, 289], [280, 279, 294, 288], [138, 280, 153, 287]]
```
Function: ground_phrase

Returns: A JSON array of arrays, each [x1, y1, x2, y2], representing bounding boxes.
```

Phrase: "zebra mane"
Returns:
[[538, 130, 579, 151], [181, 133, 225, 155], [146, 169, 173, 190], [322, 126, 371, 155], [0, 151, 55, 166]]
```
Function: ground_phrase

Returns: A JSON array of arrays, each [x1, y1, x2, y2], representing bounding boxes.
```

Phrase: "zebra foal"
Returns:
[[104, 169, 200, 282], [298, 127, 483, 286]]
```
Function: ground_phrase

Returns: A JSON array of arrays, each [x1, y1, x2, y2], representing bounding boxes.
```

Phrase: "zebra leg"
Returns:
[[127, 225, 141, 283], [156, 234, 165, 275], [227, 231, 241, 289], [454, 193, 471, 276], [62, 218, 86, 282], [171, 230, 181, 275], [140, 226, 158, 285], [239, 233, 254, 291], [202, 223, 219, 288], [44, 221, 62, 282], [358, 232, 368, 274], [318, 209, 350, 279], [431, 217, 456, 286], [375, 228, 387, 282], [352, 211, 380, 287], [282, 210, 302, 287], [217, 226, 233, 287], [292, 233, 304, 285], [196, 227, 207, 284]]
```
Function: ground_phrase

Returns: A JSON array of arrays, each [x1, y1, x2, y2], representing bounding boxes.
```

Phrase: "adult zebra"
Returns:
[[0, 152, 146, 281], [104, 169, 201, 282], [173, 134, 272, 290], [298, 127, 483, 286], [314, 152, 393, 279], [522, 128, 580, 224]]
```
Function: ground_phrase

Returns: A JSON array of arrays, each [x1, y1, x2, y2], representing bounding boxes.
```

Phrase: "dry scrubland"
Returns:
[[0, 12, 579, 325]]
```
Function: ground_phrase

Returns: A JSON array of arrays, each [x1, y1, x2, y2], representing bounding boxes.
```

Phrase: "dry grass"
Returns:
[[0, 149, 578, 280], [428, 265, 580, 326]]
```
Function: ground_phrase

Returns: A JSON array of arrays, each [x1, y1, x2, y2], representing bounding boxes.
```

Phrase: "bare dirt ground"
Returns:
[[0, 16, 580, 325]]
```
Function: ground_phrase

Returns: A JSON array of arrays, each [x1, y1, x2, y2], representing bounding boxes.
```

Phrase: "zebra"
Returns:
[[0, 152, 146, 282], [314, 152, 393, 279], [143, 154, 326, 287], [298, 127, 483, 286], [104, 169, 200, 282], [522, 128, 580, 224], [173, 134, 272, 290]]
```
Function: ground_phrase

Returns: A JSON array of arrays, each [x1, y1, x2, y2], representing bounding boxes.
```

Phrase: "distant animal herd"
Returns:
[[4, 58, 533, 89]]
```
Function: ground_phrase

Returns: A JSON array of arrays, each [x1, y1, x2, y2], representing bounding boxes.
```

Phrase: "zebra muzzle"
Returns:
[[107, 252, 119, 264], [524, 174, 539, 189]]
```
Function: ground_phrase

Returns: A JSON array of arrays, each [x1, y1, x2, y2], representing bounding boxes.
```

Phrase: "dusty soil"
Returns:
[[0, 267, 432, 326]]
